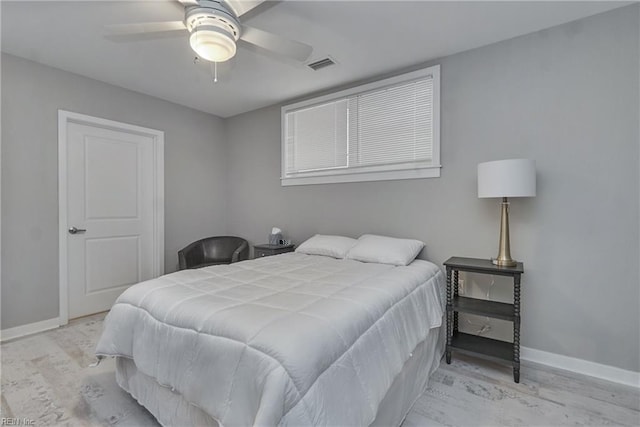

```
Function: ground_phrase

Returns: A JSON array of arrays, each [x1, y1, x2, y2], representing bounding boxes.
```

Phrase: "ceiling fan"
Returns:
[[106, 0, 313, 64]]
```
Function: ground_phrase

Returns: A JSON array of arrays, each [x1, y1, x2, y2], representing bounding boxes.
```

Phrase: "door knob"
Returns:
[[68, 226, 87, 234]]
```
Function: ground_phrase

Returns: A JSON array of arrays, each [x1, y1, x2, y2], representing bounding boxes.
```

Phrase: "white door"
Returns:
[[61, 114, 163, 320]]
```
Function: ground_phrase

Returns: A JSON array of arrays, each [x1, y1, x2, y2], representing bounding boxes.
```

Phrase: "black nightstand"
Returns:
[[443, 256, 524, 383], [253, 244, 295, 258]]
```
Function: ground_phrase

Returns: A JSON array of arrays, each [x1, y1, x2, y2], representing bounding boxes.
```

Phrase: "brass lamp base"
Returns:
[[493, 197, 518, 267], [492, 258, 518, 267]]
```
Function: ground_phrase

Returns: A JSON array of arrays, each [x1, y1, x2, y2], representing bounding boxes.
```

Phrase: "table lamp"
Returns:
[[478, 159, 536, 267]]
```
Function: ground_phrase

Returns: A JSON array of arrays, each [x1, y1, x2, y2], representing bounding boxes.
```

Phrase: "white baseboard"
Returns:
[[522, 346, 640, 389], [0, 317, 60, 342]]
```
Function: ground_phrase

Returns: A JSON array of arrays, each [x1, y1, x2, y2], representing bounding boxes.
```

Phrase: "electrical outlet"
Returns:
[[458, 279, 465, 295]]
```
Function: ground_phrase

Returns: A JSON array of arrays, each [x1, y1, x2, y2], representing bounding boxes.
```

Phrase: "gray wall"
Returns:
[[1, 54, 228, 329], [225, 5, 640, 372]]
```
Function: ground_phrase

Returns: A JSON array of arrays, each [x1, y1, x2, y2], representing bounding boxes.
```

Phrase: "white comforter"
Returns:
[[96, 253, 445, 427]]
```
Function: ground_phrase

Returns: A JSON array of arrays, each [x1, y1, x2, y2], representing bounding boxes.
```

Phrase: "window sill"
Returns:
[[281, 166, 441, 186]]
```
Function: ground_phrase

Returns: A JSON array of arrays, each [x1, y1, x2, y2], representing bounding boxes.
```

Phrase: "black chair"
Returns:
[[178, 236, 249, 270]]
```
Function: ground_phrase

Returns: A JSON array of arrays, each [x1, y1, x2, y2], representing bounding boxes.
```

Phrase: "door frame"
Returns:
[[58, 110, 164, 325]]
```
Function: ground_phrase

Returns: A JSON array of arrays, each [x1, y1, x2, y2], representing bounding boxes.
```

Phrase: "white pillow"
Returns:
[[345, 234, 424, 266], [295, 234, 358, 259]]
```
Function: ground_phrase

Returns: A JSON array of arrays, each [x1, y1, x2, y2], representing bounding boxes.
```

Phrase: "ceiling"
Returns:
[[1, 1, 630, 118]]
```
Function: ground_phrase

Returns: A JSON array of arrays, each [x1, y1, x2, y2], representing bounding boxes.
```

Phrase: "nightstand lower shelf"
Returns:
[[449, 332, 514, 362]]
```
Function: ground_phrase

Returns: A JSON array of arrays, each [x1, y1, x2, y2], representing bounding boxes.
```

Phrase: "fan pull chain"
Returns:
[[211, 62, 218, 83]]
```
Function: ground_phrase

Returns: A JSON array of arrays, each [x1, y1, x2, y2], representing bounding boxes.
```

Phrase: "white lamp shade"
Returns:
[[478, 159, 536, 198]]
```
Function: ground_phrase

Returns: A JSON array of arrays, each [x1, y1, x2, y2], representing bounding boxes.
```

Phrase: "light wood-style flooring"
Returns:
[[1, 313, 638, 426]]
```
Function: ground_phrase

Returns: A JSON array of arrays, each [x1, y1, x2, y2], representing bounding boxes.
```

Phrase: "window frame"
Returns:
[[281, 64, 441, 186]]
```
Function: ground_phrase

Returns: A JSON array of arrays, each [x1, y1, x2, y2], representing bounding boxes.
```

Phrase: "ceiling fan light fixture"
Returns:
[[189, 26, 236, 62]]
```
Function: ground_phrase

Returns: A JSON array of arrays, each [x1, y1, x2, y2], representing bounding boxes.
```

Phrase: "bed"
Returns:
[[95, 251, 445, 426]]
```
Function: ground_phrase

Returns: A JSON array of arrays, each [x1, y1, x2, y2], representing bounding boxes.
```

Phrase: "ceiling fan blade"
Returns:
[[176, 0, 199, 6], [224, 0, 267, 17], [235, 1, 281, 21], [105, 31, 188, 43], [240, 25, 312, 62], [105, 21, 187, 36]]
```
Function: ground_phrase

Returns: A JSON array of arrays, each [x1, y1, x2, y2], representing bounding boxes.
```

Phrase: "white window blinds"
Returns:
[[282, 65, 440, 185], [351, 78, 433, 167], [285, 99, 348, 173]]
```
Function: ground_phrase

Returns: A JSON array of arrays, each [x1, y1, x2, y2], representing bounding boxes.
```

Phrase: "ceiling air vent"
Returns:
[[307, 57, 336, 71]]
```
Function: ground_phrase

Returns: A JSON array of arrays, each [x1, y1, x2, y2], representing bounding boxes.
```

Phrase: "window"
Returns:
[[281, 65, 440, 186]]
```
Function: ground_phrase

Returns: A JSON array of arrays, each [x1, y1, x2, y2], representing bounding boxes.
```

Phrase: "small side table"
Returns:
[[443, 256, 524, 383], [253, 244, 295, 258]]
